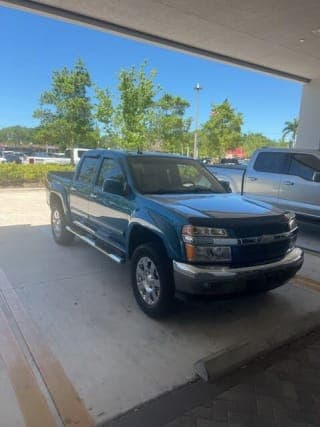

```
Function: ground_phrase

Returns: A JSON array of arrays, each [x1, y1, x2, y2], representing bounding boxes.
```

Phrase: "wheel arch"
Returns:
[[49, 190, 73, 225], [127, 225, 170, 260], [50, 191, 64, 210]]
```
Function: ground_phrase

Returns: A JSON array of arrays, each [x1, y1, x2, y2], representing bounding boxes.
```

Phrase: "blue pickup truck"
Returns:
[[46, 149, 303, 317]]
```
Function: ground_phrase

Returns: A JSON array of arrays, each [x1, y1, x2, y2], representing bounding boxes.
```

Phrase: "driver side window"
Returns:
[[96, 158, 124, 189]]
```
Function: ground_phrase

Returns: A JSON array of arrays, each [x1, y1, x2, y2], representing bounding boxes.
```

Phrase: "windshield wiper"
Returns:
[[143, 188, 189, 194], [180, 186, 217, 193], [143, 186, 223, 195]]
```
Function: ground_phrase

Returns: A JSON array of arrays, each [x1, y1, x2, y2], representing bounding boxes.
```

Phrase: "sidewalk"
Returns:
[[165, 330, 320, 427], [105, 329, 320, 427], [104, 252, 320, 427]]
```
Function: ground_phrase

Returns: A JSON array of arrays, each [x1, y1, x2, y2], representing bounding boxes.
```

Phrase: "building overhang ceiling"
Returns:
[[3, 0, 320, 82]]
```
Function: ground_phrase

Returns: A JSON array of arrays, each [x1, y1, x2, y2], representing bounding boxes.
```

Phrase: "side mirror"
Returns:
[[220, 180, 232, 193], [103, 178, 125, 195], [312, 172, 320, 183]]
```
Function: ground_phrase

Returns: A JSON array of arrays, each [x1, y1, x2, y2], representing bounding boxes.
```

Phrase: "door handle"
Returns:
[[90, 193, 97, 199], [283, 181, 294, 186], [247, 177, 257, 182]]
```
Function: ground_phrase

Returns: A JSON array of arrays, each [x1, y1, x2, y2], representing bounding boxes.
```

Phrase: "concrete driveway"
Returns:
[[0, 188, 320, 427]]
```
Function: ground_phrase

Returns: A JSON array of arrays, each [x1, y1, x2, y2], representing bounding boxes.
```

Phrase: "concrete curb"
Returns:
[[300, 247, 320, 256], [194, 310, 320, 382], [0, 187, 45, 191]]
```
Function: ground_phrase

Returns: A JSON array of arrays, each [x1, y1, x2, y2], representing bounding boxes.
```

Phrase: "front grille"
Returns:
[[229, 215, 290, 238], [232, 221, 290, 238], [231, 240, 291, 267], [230, 217, 294, 266], [189, 215, 296, 267]]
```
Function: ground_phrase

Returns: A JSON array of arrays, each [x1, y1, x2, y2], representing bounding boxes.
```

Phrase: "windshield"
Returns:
[[128, 156, 225, 194]]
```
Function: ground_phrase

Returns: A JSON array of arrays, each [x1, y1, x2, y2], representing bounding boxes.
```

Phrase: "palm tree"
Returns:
[[282, 118, 299, 148]]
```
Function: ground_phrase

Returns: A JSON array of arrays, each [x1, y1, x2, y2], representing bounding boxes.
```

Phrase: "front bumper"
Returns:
[[173, 247, 304, 296]]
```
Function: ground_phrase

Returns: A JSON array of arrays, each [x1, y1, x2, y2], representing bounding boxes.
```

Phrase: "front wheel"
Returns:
[[131, 243, 175, 318], [51, 204, 74, 245]]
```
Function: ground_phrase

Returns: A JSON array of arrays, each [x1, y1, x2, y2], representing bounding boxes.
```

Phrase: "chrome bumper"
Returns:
[[173, 247, 304, 295]]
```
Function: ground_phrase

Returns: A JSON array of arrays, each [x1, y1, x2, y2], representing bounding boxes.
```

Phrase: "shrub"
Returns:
[[0, 164, 75, 186]]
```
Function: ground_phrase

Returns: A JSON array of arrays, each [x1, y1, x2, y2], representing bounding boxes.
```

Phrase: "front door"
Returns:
[[243, 151, 290, 206], [278, 153, 320, 218], [88, 157, 134, 252]]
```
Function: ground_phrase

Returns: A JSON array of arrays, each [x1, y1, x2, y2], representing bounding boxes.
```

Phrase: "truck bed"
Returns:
[[47, 171, 75, 192], [207, 164, 246, 193], [48, 171, 74, 182]]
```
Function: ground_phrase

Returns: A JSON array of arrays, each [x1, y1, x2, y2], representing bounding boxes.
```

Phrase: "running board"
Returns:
[[73, 220, 96, 235], [66, 226, 125, 264]]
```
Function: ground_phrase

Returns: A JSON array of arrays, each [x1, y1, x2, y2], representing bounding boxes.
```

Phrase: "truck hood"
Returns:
[[147, 193, 282, 219]]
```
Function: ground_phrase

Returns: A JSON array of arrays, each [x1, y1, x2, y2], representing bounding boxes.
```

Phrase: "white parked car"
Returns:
[[65, 148, 90, 165], [23, 152, 71, 165], [0, 151, 7, 163]]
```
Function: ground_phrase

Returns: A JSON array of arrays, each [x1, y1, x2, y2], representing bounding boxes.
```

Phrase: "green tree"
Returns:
[[200, 100, 243, 157], [0, 126, 36, 146], [152, 93, 191, 154], [115, 62, 159, 150], [33, 59, 98, 149], [242, 132, 274, 156], [282, 118, 299, 148], [32, 124, 60, 147], [242, 132, 289, 156], [95, 87, 115, 146]]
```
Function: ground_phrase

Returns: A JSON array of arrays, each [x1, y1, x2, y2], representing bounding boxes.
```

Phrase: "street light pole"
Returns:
[[193, 83, 202, 158]]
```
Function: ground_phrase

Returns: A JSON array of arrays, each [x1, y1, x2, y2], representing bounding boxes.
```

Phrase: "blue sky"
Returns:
[[0, 5, 302, 139]]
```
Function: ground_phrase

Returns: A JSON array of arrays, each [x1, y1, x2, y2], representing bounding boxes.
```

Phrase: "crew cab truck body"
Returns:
[[208, 148, 320, 220], [46, 149, 303, 317]]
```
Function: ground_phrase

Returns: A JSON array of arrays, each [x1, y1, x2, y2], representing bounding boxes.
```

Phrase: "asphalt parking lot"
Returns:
[[0, 188, 320, 427]]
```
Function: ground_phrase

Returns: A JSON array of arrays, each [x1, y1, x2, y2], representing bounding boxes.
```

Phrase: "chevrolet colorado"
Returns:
[[46, 150, 303, 317]]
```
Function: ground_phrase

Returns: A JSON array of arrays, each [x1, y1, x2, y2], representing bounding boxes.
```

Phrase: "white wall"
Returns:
[[296, 79, 320, 150]]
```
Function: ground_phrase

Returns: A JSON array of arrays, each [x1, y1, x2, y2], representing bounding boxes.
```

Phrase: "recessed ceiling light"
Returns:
[[312, 28, 320, 35], [299, 38, 305, 42]]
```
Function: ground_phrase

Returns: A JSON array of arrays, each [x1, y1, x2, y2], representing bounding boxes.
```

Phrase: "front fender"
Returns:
[[126, 211, 184, 261]]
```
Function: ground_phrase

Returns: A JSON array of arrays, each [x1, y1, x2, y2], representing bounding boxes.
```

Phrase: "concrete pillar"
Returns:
[[296, 79, 320, 150]]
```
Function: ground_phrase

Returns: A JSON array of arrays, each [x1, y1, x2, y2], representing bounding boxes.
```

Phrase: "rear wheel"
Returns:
[[51, 203, 74, 245], [131, 243, 175, 318]]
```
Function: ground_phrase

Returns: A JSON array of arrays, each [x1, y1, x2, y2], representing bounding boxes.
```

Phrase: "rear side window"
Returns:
[[254, 152, 289, 174], [77, 157, 99, 184]]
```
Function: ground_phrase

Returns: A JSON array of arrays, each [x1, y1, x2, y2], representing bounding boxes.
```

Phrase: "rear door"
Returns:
[[88, 157, 134, 251], [278, 153, 320, 217], [69, 155, 100, 222], [243, 151, 290, 205]]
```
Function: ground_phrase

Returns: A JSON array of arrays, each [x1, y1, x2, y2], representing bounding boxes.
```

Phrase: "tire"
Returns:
[[51, 203, 74, 245], [131, 243, 175, 318]]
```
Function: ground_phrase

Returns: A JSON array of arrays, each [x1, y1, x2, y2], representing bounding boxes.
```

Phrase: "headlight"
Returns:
[[182, 225, 228, 243], [182, 225, 231, 262]]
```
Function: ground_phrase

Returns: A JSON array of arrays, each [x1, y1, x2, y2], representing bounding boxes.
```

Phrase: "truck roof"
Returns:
[[256, 147, 320, 155], [84, 149, 190, 160]]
